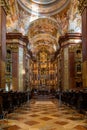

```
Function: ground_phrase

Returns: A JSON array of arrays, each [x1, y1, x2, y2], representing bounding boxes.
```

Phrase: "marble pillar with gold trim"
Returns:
[[57, 55, 61, 90], [78, 0, 87, 88], [0, 1, 9, 89], [59, 46, 69, 90], [68, 45, 76, 89], [6, 33, 29, 91], [64, 47, 69, 90], [12, 46, 19, 91], [59, 33, 82, 90]]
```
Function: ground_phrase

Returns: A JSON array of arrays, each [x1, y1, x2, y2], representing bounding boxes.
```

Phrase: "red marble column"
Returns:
[[12, 51, 19, 91], [68, 48, 75, 89], [82, 7, 87, 88], [59, 33, 82, 90], [82, 7, 87, 62], [0, 6, 6, 89], [6, 33, 29, 91]]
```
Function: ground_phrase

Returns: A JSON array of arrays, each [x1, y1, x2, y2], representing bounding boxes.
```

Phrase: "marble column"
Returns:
[[0, 1, 8, 89], [59, 45, 69, 91], [78, 1, 87, 88], [68, 47, 75, 89], [6, 33, 29, 91], [59, 33, 82, 90]]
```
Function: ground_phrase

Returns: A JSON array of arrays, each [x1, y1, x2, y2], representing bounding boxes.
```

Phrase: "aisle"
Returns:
[[0, 99, 87, 130]]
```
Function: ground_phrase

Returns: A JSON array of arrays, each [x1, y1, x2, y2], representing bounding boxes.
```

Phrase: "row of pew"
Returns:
[[0, 90, 31, 118], [56, 90, 87, 113]]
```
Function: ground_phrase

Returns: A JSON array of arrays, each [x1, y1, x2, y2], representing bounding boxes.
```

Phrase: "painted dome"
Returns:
[[17, 0, 70, 16]]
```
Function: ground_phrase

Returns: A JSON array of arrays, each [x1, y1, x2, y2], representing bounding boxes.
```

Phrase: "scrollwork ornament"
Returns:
[[0, 0, 9, 14], [78, 0, 87, 14]]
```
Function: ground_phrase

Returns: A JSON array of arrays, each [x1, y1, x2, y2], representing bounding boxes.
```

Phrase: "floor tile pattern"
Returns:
[[0, 99, 87, 130]]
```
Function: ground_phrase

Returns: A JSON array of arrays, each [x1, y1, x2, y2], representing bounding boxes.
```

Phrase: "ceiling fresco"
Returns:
[[29, 34, 57, 46], [28, 18, 59, 39], [6, 0, 81, 60], [17, 0, 70, 16], [27, 17, 59, 54], [32, 44, 55, 54]]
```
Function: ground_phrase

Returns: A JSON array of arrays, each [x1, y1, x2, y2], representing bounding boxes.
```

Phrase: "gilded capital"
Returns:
[[0, 0, 9, 14], [78, 0, 87, 14]]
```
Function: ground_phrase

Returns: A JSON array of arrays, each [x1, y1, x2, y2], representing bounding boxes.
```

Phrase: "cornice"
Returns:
[[78, 0, 87, 14], [58, 33, 82, 47], [6, 33, 29, 44]]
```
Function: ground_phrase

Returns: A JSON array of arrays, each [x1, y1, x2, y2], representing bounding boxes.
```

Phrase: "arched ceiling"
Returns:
[[31, 44, 55, 55], [29, 34, 57, 46], [28, 18, 59, 38], [6, 0, 81, 61], [17, 0, 70, 16], [7, 0, 71, 60], [27, 17, 59, 54]]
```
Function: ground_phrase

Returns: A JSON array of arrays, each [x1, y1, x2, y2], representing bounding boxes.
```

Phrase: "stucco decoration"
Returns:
[[32, 44, 55, 54], [27, 18, 59, 53], [7, 3, 41, 35], [68, 0, 81, 33], [53, 7, 70, 35], [6, 0, 19, 32], [28, 18, 59, 39], [6, 15, 18, 32], [17, 0, 70, 16], [6, 0, 82, 59], [29, 34, 57, 46], [6, 0, 70, 35]]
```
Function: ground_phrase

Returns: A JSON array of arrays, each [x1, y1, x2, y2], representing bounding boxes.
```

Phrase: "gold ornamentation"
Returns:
[[7, 44, 18, 52], [0, 0, 9, 14], [78, 0, 87, 14]]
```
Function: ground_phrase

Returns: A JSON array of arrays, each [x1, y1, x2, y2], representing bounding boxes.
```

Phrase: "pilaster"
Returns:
[[59, 33, 82, 90], [0, 3, 7, 89], [6, 33, 29, 91], [78, 0, 87, 88]]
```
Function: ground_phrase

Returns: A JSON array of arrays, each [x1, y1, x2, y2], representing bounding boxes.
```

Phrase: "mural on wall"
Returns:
[[6, 0, 19, 32], [68, 0, 81, 33], [52, 7, 70, 35], [7, 2, 40, 35], [52, 0, 81, 34], [18, 9, 30, 35], [6, 15, 18, 32]]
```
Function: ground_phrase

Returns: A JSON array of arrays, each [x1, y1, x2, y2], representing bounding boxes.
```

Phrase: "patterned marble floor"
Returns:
[[0, 99, 87, 130]]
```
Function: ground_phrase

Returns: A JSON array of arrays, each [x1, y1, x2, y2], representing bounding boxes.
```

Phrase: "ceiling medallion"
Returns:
[[31, 0, 56, 5], [17, 0, 70, 16]]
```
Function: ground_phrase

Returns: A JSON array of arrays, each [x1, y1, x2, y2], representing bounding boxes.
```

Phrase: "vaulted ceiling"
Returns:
[[17, 0, 70, 16], [7, 0, 81, 60]]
